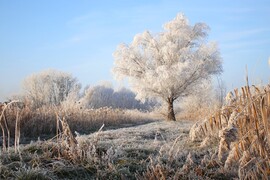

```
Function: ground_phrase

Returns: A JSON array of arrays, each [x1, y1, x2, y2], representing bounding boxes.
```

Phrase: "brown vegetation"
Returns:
[[0, 103, 155, 149], [190, 83, 270, 179], [1, 81, 269, 179]]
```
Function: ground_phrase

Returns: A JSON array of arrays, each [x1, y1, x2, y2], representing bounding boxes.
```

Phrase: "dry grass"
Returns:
[[0, 104, 156, 148], [0, 100, 159, 179], [1, 82, 269, 179], [190, 83, 270, 179], [0, 120, 195, 179], [176, 104, 217, 121]]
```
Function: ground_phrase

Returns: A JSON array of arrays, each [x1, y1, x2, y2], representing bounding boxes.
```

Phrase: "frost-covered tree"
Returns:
[[80, 83, 114, 109], [178, 79, 219, 119], [23, 69, 81, 108], [80, 83, 156, 110], [113, 13, 222, 121], [215, 76, 227, 108]]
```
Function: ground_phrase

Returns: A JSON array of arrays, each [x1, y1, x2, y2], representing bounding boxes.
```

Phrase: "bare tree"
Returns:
[[215, 76, 227, 107], [22, 69, 81, 108], [113, 13, 222, 121]]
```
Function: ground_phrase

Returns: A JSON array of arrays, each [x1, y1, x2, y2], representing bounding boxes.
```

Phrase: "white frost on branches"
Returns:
[[23, 69, 81, 108], [113, 13, 222, 105]]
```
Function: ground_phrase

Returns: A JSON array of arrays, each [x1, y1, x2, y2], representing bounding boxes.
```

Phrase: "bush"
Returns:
[[22, 69, 81, 109], [80, 83, 157, 111]]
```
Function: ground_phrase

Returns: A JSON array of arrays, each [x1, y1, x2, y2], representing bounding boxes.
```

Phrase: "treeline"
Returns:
[[80, 84, 156, 110], [13, 69, 157, 111], [6, 69, 227, 120]]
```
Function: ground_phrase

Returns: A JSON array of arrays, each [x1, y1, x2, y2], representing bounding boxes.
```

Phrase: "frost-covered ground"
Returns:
[[73, 120, 205, 179], [79, 120, 193, 152], [1, 120, 226, 179]]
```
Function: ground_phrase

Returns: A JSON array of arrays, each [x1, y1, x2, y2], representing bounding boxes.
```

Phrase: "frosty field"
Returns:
[[1, 83, 270, 179], [1, 2, 270, 179], [0, 120, 199, 179]]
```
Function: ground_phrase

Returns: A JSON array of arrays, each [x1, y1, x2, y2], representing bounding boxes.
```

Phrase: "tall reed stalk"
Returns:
[[190, 82, 270, 179]]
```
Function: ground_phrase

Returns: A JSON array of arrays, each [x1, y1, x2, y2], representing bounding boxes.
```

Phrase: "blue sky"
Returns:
[[0, 0, 270, 101]]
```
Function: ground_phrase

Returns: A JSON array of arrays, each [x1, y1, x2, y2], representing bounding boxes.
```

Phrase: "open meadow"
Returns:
[[1, 83, 269, 179], [1, 1, 270, 179]]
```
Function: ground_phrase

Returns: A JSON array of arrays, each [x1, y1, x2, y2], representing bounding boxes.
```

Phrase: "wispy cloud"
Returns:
[[221, 38, 270, 50], [65, 32, 91, 45], [185, 7, 254, 14], [220, 28, 270, 42], [68, 36, 83, 43], [66, 13, 96, 26]]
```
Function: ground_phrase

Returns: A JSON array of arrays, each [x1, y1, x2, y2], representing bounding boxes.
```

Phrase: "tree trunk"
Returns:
[[167, 98, 176, 121]]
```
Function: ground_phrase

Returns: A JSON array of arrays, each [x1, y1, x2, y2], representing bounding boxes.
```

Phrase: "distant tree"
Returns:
[[81, 83, 114, 109], [215, 76, 227, 107], [113, 13, 222, 121], [112, 87, 157, 110], [22, 69, 81, 108], [178, 79, 219, 119], [80, 83, 156, 110]]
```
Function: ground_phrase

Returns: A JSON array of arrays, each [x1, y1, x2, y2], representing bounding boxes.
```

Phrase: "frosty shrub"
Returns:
[[113, 13, 222, 121], [177, 80, 221, 120], [22, 69, 81, 109], [80, 83, 157, 111]]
